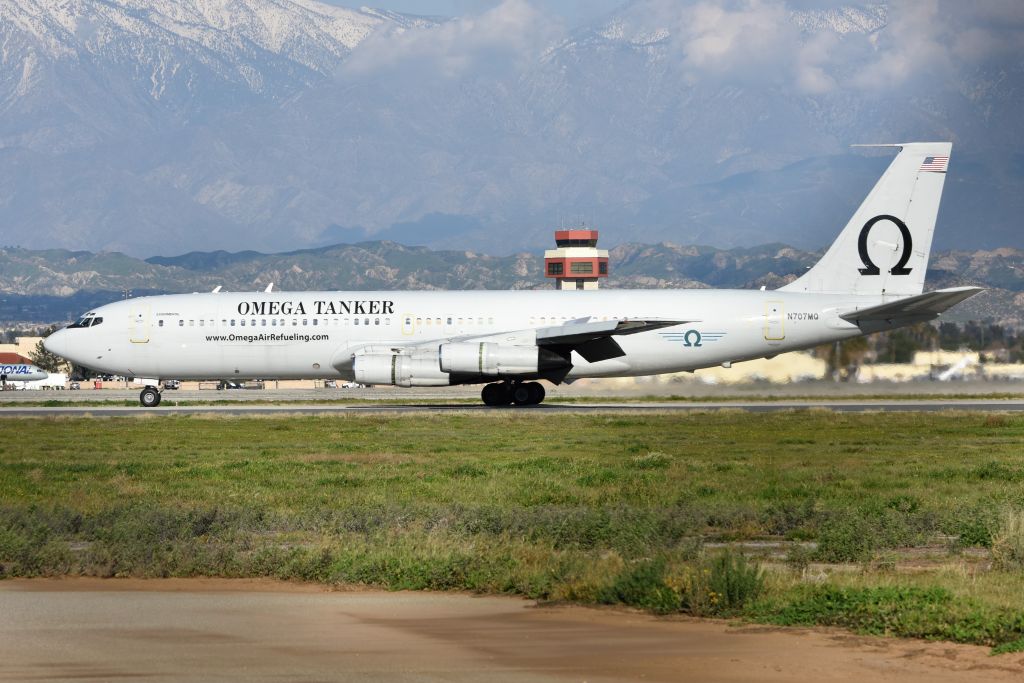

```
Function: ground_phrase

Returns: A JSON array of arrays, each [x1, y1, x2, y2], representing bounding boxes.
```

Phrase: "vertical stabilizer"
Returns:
[[780, 143, 951, 297]]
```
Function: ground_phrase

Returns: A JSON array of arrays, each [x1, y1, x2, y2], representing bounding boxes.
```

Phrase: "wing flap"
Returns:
[[537, 318, 690, 364], [839, 287, 983, 323], [536, 318, 690, 345], [574, 336, 626, 363]]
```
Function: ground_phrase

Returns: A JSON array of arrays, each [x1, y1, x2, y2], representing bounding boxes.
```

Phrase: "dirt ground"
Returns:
[[2, 578, 1022, 682]]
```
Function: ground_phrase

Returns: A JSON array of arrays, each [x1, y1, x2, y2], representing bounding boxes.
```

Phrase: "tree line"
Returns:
[[815, 322, 1024, 380]]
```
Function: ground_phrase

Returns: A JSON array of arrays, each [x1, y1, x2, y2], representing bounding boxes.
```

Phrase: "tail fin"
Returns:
[[780, 142, 951, 297]]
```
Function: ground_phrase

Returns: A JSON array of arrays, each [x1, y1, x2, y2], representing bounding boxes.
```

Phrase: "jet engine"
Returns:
[[351, 342, 570, 387], [352, 353, 450, 387], [439, 342, 568, 376]]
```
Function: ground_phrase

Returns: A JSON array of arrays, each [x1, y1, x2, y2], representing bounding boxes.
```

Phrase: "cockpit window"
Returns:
[[68, 314, 95, 329], [91, 317, 103, 327]]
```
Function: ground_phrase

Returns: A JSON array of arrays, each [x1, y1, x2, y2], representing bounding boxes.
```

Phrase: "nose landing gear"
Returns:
[[480, 381, 545, 407], [139, 385, 162, 407]]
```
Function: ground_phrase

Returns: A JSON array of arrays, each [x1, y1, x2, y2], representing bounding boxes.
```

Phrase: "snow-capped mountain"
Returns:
[[2, 0, 427, 92], [789, 3, 887, 34], [0, 0, 1021, 257], [1, 0, 432, 148]]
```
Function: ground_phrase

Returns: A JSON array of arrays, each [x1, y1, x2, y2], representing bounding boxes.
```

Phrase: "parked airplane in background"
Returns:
[[45, 143, 981, 407], [0, 362, 48, 387]]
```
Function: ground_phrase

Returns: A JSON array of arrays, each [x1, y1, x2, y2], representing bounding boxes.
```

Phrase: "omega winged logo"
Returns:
[[658, 330, 727, 347], [858, 214, 913, 276]]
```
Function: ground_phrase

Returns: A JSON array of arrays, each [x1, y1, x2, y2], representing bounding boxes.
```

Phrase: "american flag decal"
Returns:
[[920, 156, 949, 173]]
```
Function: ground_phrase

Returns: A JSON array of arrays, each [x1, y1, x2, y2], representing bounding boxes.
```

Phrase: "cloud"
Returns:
[[795, 32, 839, 94], [609, 0, 838, 93], [340, 0, 1024, 97], [342, 0, 563, 80], [612, 0, 1024, 95], [675, 1, 796, 78], [937, 1, 1024, 64], [818, 0, 1024, 91], [850, 1, 952, 89]]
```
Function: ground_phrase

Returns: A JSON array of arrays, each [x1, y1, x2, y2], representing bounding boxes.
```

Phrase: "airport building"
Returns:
[[0, 337, 38, 364], [0, 351, 32, 365], [544, 228, 609, 290]]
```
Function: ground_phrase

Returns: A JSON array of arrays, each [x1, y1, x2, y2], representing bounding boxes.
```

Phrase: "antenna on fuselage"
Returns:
[[211, 286, 222, 293], [264, 283, 274, 293]]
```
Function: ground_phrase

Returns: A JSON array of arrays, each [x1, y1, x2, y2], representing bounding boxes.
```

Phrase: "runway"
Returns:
[[3, 398, 1024, 417]]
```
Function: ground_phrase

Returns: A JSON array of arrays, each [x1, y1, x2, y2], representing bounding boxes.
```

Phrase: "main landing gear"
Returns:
[[139, 385, 162, 407], [481, 381, 546, 407]]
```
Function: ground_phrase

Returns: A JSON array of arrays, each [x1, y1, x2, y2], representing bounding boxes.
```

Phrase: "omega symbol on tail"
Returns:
[[858, 214, 913, 276], [683, 330, 702, 347]]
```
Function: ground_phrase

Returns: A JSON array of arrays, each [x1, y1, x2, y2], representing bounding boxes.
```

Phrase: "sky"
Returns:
[[328, 0, 1024, 98], [5, 0, 1024, 256]]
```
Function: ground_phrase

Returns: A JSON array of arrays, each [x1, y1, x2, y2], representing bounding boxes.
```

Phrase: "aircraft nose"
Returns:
[[43, 329, 68, 357]]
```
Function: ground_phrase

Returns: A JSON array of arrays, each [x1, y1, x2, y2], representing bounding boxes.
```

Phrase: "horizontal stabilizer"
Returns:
[[839, 287, 983, 324]]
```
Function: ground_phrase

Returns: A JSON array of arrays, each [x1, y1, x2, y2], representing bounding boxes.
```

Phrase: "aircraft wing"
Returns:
[[447, 317, 691, 363], [839, 287, 984, 324], [532, 318, 690, 362], [374, 317, 690, 363], [335, 317, 691, 383]]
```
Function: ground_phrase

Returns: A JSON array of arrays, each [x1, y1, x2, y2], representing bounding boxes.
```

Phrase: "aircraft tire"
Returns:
[[139, 386, 161, 408], [511, 383, 534, 406], [525, 382, 545, 405], [481, 382, 512, 407]]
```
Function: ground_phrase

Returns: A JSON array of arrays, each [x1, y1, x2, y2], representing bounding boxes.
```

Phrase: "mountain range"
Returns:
[[1, 242, 1020, 327], [1, 0, 1022, 256]]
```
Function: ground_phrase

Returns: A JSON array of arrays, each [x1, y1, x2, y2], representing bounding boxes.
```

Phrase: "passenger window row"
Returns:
[[150, 315, 512, 330], [407, 317, 493, 326], [155, 318, 394, 328]]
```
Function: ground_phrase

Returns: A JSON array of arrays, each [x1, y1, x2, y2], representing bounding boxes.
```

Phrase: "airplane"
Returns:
[[0, 362, 48, 387], [44, 142, 982, 408]]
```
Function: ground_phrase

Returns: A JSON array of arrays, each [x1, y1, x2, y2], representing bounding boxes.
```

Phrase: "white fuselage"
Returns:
[[45, 289, 871, 382]]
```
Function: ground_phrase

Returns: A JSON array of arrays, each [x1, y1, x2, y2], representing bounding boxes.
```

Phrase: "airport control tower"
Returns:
[[544, 227, 609, 290]]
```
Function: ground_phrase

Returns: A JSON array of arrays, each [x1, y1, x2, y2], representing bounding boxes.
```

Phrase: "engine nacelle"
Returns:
[[439, 342, 568, 377], [352, 353, 450, 387]]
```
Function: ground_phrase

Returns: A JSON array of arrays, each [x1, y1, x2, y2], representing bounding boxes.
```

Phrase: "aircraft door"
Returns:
[[401, 313, 415, 336], [764, 301, 785, 342], [130, 303, 151, 343]]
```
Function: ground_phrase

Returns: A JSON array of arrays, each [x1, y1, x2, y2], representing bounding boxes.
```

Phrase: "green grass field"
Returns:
[[2, 411, 1024, 651]]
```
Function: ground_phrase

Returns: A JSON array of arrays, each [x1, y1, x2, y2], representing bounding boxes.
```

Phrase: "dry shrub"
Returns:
[[991, 508, 1024, 571]]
